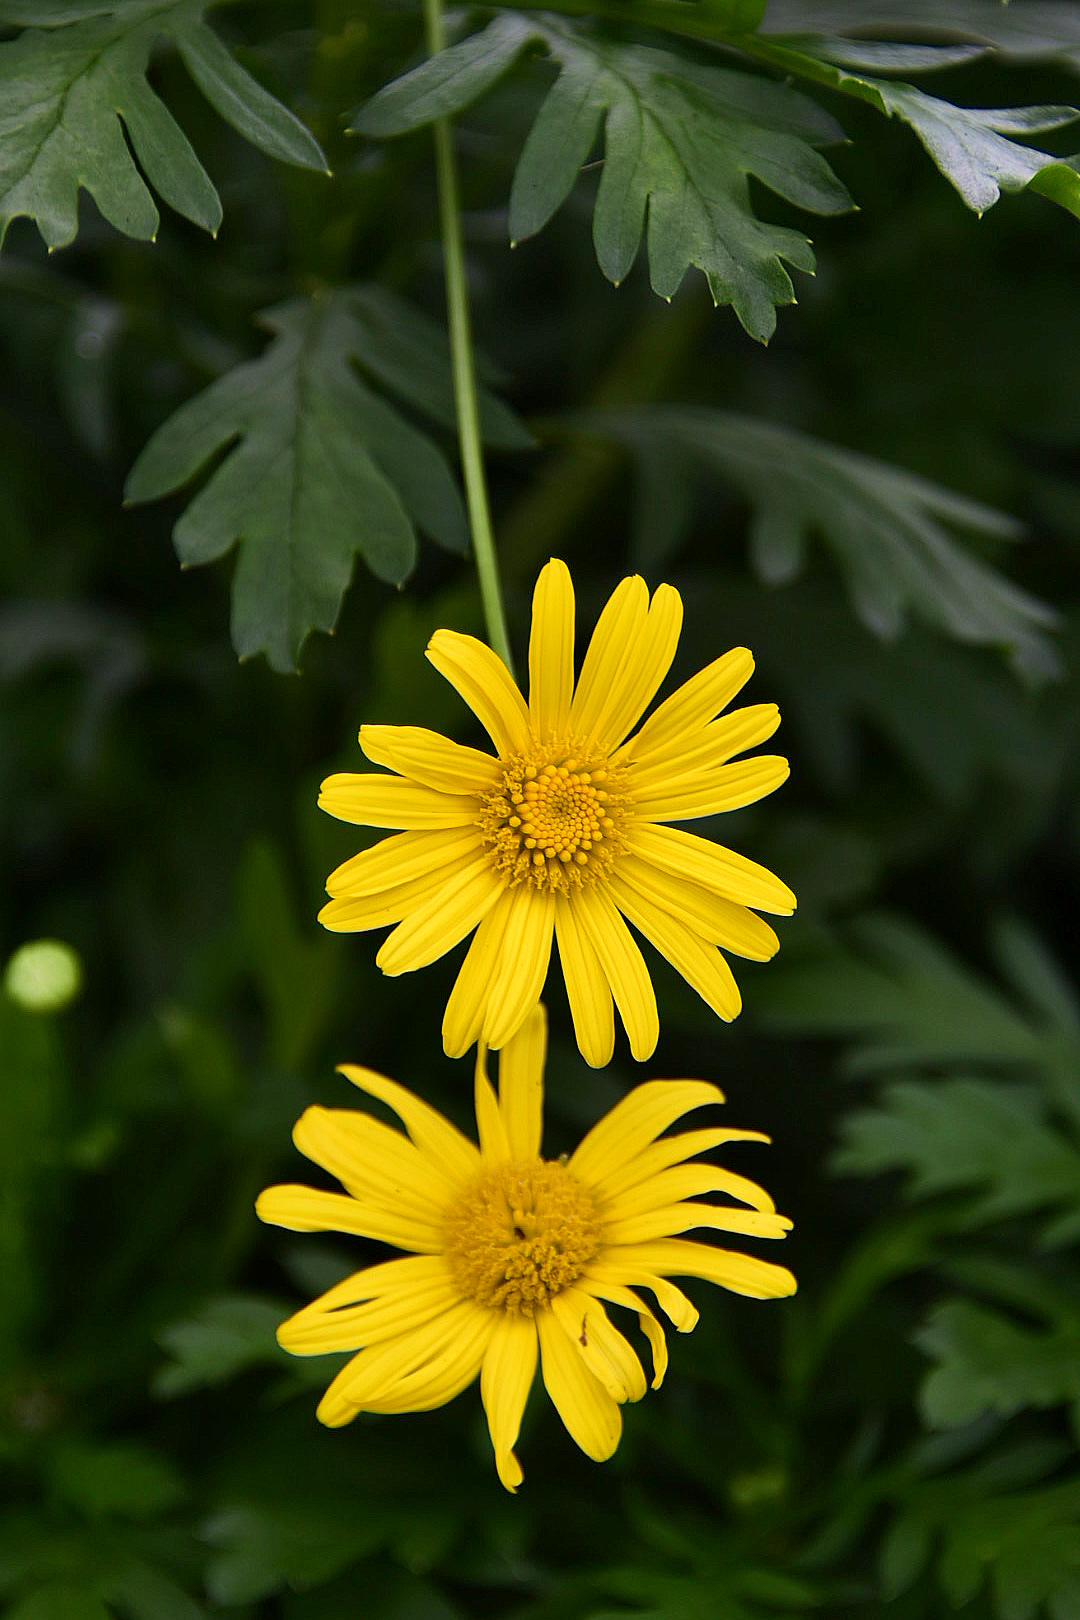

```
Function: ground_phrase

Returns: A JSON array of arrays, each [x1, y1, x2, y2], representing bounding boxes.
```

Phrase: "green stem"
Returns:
[[423, 0, 515, 674]]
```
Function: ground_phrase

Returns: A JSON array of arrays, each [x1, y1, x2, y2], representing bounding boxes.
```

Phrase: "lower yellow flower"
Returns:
[[256, 1007, 795, 1491]]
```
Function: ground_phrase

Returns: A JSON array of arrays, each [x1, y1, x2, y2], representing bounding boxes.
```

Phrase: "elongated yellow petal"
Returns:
[[482, 884, 556, 1051], [365, 1306, 496, 1415], [569, 1080, 725, 1187], [316, 1299, 487, 1425], [337, 1064, 480, 1185], [254, 1184, 441, 1251], [376, 860, 501, 976], [551, 1287, 647, 1403], [359, 724, 501, 794], [481, 1312, 539, 1492], [600, 1162, 776, 1221], [608, 1238, 797, 1300], [571, 885, 658, 1062], [536, 1307, 622, 1462], [604, 1204, 792, 1246], [497, 1003, 546, 1160], [427, 631, 532, 758], [291, 1106, 456, 1217], [318, 774, 479, 830], [279, 1265, 459, 1354], [576, 584, 683, 753], [583, 1258, 700, 1332], [628, 823, 796, 914], [623, 703, 780, 776], [593, 1127, 771, 1202], [318, 849, 482, 934], [620, 647, 754, 760], [327, 828, 483, 898], [474, 1042, 511, 1161], [633, 755, 790, 822], [569, 575, 649, 742], [442, 887, 516, 1058], [611, 883, 742, 1022], [555, 895, 615, 1069], [280, 1253, 450, 1317], [613, 861, 780, 960], [528, 558, 575, 739], [579, 1277, 668, 1388]]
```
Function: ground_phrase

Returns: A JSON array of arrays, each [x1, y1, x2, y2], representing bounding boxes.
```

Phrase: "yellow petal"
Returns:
[[366, 1305, 495, 1415], [624, 703, 780, 775], [497, 1002, 546, 1160], [291, 1106, 456, 1217], [278, 1261, 458, 1354], [318, 773, 479, 829], [603, 1204, 792, 1246], [569, 1079, 725, 1187], [442, 888, 517, 1058], [609, 1238, 798, 1300], [536, 1306, 622, 1462], [627, 823, 796, 914], [474, 1042, 511, 1161], [574, 583, 683, 753], [318, 848, 482, 934], [482, 884, 556, 1051], [550, 1287, 647, 1403], [316, 1300, 490, 1425], [481, 1312, 539, 1492], [579, 1276, 668, 1388], [376, 860, 501, 976], [619, 647, 754, 761], [360, 724, 501, 794], [569, 575, 649, 743], [337, 1064, 481, 1185], [633, 755, 790, 822], [611, 883, 742, 1022], [528, 558, 575, 739], [583, 1258, 700, 1332], [593, 1127, 771, 1203], [254, 1184, 440, 1251], [613, 860, 780, 960], [426, 630, 532, 758], [326, 828, 484, 898], [600, 1162, 776, 1221], [570, 886, 658, 1062], [554, 894, 615, 1069]]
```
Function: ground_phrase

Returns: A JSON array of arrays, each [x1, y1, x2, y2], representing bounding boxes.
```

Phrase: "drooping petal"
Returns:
[[318, 849, 484, 935], [254, 1184, 441, 1251], [555, 895, 615, 1069], [497, 1003, 546, 1160], [291, 1106, 458, 1216], [550, 1287, 647, 1403], [427, 631, 532, 758], [607, 1238, 798, 1300], [570, 885, 658, 1062], [536, 1307, 622, 1462], [613, 860, 780, 959], [318, 774, 479, 830], [569, 1080, 725, 1187], [278, 1261, 459, 1354], [474, 1043, 511, 1162], [337, 1065, 480, 1184], [617, 647, 755, 762], [359, 724, 501, 794], [599, 1162, 776, 1221], [482, 885, 556, 1051], [611, 882, 742, 1023], [326, 828, 484, 898], [624, 703, 780, 776], [633, 755, 790, 822], [578, 1276, 668, 1388], [365, 1306, 496, 1415], [591, 1127, 771, 1203], [481, 1312, 539, 1492], [627, 823, 796, 915], [316, 1299, 490, 1426], [569, 575, 649, 742], [528, 558, 575, 739], [603, 1203, 792, 1246], [376, 860, 501, 976], [583, 1258, 700, 1332], [442, 887, 517, 1058]]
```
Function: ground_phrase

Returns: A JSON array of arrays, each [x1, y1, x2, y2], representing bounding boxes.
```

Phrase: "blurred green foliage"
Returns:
[[2, 1, 1080, 1616]]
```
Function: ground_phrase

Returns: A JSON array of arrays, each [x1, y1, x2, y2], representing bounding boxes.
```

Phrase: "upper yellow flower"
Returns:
[[256, 1005, 795, 1491], [319, 559, 794, 1065]]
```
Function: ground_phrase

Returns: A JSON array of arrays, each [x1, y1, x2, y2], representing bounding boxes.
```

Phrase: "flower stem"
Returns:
[[422, 0, 515, 674]]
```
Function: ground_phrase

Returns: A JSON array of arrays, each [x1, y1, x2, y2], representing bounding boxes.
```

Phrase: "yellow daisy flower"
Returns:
[[319, 559, 794, 1066], [256, 1006, 794, 1492]]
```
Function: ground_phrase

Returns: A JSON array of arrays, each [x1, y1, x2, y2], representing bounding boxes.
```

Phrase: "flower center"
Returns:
[[443, 1159, 601, 1315], [478, 747, 628, 893]]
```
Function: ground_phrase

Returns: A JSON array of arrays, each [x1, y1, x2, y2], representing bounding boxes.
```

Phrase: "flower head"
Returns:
[[257, 1007, 794, 1490], [319, 560, 794, 1065]]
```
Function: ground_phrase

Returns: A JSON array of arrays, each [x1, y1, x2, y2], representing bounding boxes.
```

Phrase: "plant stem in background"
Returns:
[[423, 0, 515, 673]]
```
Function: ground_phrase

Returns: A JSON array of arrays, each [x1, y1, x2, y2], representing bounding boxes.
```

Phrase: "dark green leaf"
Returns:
[[48, 1440, 185, 1521], [917, 1298, 1080, 1430], [153, 1294, 292, 1396]]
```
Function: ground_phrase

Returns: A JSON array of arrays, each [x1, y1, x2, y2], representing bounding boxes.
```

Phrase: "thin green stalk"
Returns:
[[423, 0, 515, 674]]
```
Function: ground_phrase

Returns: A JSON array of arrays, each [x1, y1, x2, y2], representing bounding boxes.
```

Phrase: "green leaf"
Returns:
[[746, 32, 1080, 221], [125, 288, 525, 671], [47, 1440, 185, 1521], [355, 14, 853, 341], [762, 1, 1080, 70], [917, 1297, 1080, 1431], [0, 1, 326, 252], [153, 1294, 293, 1396], [5, 1588, 112, 1620], [203, 1503, 385, 1605], [578, 407, 1059, 676]]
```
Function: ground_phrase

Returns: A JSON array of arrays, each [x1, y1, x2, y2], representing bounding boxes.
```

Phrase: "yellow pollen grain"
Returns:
[[477, 744, 629, 894], [443, 1159, 601, 1315]]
